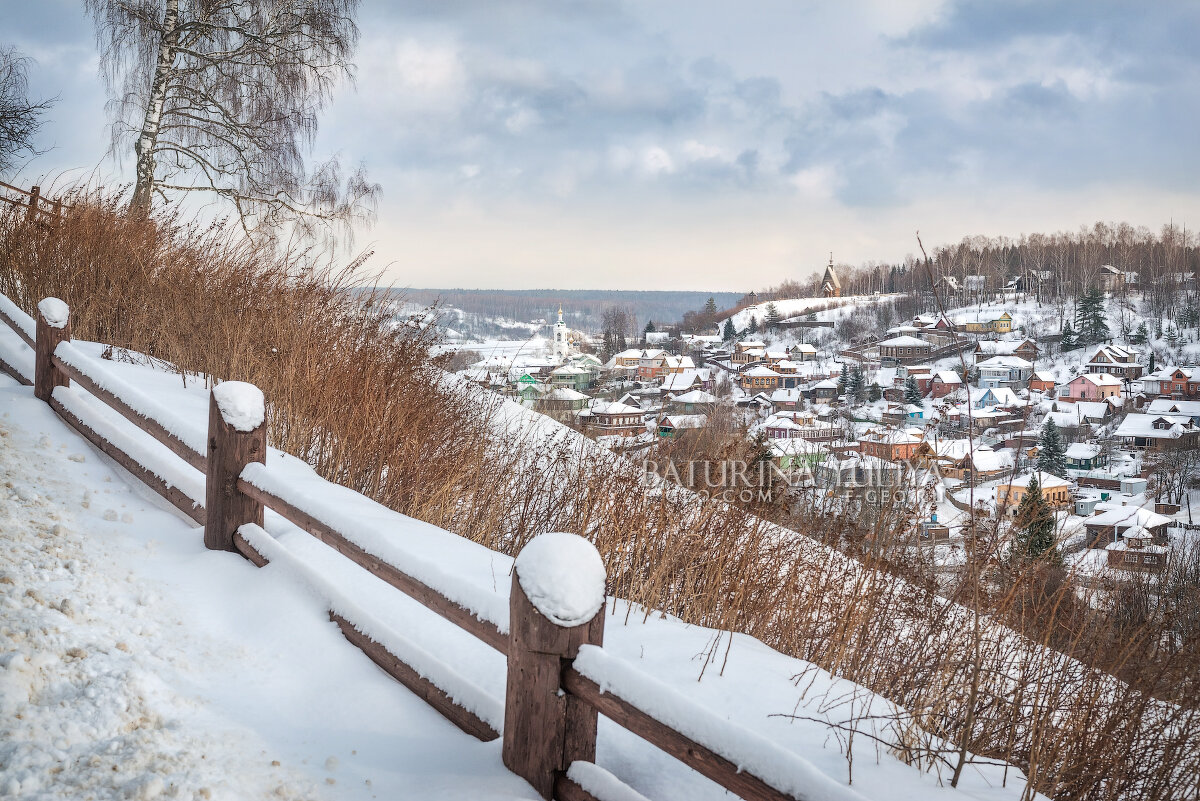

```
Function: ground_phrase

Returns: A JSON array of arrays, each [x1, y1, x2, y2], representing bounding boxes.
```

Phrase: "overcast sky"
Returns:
[[6, 0, 1200, 290]]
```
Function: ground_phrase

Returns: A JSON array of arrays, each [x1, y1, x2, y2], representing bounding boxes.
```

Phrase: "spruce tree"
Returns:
[[1060, 320, 1079, 351], [1167, 323, 1181, 347], [1075, 288, 1109, 345], [1037, 418, 1067, 478], [748, 316, 759, 334], [868, 384, 882, 402], [722, 319, 735, 341], [644, 320, 655, 334], [852, 366, 867, 404], [1013, 476, 1057, 563], [904, 376, 923, 406], [765, 302, 782, 329], [601, 330, 615, 363], [704, 297, 718, 317], [1131, 321, 1149, 346]]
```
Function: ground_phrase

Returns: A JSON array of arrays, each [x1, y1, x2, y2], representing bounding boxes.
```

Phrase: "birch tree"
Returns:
[[84, 0, 378, 240], [0, 45, 55, 174]]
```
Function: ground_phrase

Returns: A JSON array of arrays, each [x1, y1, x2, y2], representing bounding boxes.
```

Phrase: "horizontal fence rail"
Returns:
[[0, 181, 67, 225], [0, 291, 826, 801]]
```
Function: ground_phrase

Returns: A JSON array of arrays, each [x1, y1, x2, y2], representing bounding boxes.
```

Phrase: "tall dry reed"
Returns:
[[2, 194, 1198, 800]]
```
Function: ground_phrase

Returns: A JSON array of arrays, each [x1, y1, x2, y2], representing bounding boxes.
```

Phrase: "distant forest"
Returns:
[[375, 288, 742, 334]]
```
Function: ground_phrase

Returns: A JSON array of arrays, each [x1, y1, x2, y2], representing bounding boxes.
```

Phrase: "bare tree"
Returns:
[[0, 45, 56, 174], [84, 0, 379, 240]]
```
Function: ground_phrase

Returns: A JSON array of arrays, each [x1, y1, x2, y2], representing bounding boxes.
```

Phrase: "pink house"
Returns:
[[1061, 372, 1121, 401]]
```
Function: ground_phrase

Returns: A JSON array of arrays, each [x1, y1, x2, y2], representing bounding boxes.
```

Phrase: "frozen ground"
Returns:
[[0, 376, 532, 801]]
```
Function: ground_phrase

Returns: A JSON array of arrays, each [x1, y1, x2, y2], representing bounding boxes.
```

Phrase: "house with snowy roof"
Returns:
[[1085, 505, 1172, 548], [1105, 532, 1168, 573], [1029, 371, 1056, 394], [667, 389, 717, 414], [1145, 398, 1200, 425], [657, 414, 708, 439], [996, 472, 1073, 514], [977, 356, 1034, 389], [1064, 443, 1102, 471], [581, 400, 645, 437], [930, 370, 963, 398], [973, 338, 1038, 364], [1114, 413, 1200, 450], [1141, 366, 1200, 401], [1085, 345, 1141, 381], [1060, 372, 1121, 401], [878, 335, 933, 365]]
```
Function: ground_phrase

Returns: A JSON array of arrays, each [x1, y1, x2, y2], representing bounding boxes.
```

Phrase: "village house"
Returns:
[[535, 387, 591, 423], [1085, 345, 1142, 381], [661, 354, 696, 375], [549, 363, 593, 391], [636, 349, 670, 380], [942, 445, 1015, 483], [1064, 442, 1102, 471], [1141, 366, 1200, 400], [660, 369, 703, 393], [740, 365, 783, 391], [769, 387, 804, 412], [763, 411, 838, 443], [1060, 372, 1122, 401], [1085, 505, 1171, 548], [973, 338, 1038, 364], [858, 428, 923, 462], [977, 356, 1034, 389], [657, 414, 707, 439], [809, 378, 841, 401], [667, 389, 717, 414], [789, 343, 818, 361], [1029, 371, 1056, 394], [996, 472, 1073, 514], [1114, 413, 1200, 450], [815, 454, 903, 499], [769, 438, 826, 471], [612, 348, 645, 370], [1105, 531, 1168, 573], [731, 340, 767, 367], [954, 311, 1014, 335], [1096, 264, 1126, 292], [1145, 398, 1200, 425], [930, 370, 963, 398], [878, 335, 933, 365], [582, 401, 645, 437]]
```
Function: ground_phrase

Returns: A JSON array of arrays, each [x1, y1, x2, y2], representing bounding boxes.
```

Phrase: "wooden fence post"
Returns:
[[503, 534, 606, 798], [204, 382, 266, 551], [34, 298, 71, 402], [26, 185, 40, 222]]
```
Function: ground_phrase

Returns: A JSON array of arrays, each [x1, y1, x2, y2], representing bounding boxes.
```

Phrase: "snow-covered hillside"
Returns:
[[0, 322, 1041, 800], [727, 294, 899, 331]]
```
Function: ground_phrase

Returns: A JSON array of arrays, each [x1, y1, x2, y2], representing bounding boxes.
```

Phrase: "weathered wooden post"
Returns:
[[26, 186, 40, 222], [34, 297, 71, 402], [204, 382, 266, 551], [503, 533, 607, 798]]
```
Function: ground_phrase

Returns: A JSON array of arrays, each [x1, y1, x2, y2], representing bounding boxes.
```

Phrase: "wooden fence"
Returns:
[[0, 294, 828, 801], [0, 181, 67, 225]]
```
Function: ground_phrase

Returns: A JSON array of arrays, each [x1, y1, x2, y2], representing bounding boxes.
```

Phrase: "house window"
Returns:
[[1144, 556, 1158, 564], [1124, 554, 1139, 564]]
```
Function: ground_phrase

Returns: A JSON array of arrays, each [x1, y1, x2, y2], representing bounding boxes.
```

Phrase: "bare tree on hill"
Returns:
[[84, 0, 379, 241], [0, 45, 56, 174]]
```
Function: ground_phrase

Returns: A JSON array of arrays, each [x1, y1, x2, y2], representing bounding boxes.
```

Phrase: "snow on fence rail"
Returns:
[[0, 293, 840, 801]]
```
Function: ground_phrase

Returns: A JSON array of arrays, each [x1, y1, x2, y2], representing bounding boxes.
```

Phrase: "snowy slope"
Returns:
[[727, 295, 898, 331], [0, 334, 1041, 800]]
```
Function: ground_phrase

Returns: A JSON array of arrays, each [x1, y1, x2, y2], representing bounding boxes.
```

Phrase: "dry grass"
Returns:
[[2, 194, 1199, 800]]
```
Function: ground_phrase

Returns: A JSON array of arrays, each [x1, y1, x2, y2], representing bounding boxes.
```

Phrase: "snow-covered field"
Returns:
[[727, 294, 899, 331], [0, 312, 1041, 800]]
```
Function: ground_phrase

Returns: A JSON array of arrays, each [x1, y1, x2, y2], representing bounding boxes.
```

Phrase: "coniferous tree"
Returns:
[[1155, 319, 1163, 340], [644, 320, 655, 334], [748, 316, 759, 334], [1167, 323, 1181, 347], [1075, 289, 1109, 345], [1037, 419, 1067, 478], [1012, 476, 1057, 563], [1131, 322, 1149, 346], [704, 297, 719, 317], [722, 319, 735, 341], [765, 302, 782, 329], [868, 384, 882, 403], [1060, 320, 1079, 352], [904, 376, 923, 406]]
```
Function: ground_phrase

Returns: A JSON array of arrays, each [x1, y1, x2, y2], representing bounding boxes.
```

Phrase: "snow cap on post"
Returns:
[[212, 381, 265, 432], [514, 532, 606, 627], [37, 297, 70, 329]]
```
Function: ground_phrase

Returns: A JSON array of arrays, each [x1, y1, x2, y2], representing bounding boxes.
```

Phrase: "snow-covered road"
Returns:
[[0, 375, 533, 801]]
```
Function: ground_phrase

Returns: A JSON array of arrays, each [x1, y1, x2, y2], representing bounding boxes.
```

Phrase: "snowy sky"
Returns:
[[6, 0, 1200, 290]]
